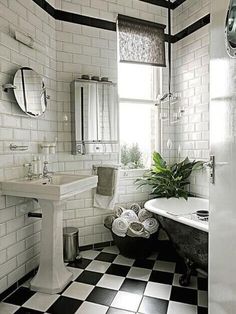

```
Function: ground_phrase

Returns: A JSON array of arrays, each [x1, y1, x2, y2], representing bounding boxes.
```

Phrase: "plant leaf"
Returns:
[[135, 151, 204, 200]]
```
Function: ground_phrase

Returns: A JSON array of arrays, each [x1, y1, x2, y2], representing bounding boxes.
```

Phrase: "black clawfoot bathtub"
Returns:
[[145, 197, 208, 286]]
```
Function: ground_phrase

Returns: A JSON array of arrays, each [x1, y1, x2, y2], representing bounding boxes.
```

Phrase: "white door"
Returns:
[[210, 0, 236, 313]]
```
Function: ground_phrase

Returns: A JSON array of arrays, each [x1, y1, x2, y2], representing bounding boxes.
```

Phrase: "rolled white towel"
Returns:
[[121, 209, 139, 223], [138, 208, 153, 222], [143, 218, 159, 234], [104, 215, 116, 229], [112, 217, 129, 237], [130, 203, 141, 215], [114, 206, 126, 217], [127, 221, 150, 238]]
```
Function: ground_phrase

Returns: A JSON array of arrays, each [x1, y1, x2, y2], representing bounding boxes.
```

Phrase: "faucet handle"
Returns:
[[23, 163, 33, 173], [23, 162, 32, 167], [43, 161, 48, 173]]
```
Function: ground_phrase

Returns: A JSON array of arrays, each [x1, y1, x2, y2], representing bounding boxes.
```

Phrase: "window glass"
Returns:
[[118, 63, 161, 169], [118, 63, 154, 100]]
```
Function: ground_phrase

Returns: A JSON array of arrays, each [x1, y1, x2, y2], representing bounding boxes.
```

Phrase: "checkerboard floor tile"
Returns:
[[1, 245, 208, 314], [75, 270, 103, 285]]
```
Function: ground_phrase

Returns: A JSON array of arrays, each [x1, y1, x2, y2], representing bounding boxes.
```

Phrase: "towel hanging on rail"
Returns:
[[93, 165, 120, 210]]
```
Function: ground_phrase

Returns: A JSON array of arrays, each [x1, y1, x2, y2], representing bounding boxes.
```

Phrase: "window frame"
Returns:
[[118, 64, 162, 170]]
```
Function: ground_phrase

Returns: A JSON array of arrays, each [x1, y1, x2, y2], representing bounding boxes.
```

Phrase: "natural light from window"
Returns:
[[118, 63, 161, 169]]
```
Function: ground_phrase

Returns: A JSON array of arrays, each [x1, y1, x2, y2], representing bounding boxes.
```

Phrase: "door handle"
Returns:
[[205, 155, 215, 184]]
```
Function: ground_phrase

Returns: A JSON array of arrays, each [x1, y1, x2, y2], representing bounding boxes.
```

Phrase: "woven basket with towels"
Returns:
[[104, 204, 159, 259]]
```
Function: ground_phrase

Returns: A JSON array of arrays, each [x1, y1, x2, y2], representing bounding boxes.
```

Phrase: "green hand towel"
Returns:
[[96, 167, 116, 196]]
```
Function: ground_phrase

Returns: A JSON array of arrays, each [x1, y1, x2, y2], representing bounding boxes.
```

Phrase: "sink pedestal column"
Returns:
[[30, 200, 72, 294]]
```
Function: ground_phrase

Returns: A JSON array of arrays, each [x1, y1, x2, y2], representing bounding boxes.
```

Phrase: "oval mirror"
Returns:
[[226, 0, 236, 57], [13, 67, 47, 117]]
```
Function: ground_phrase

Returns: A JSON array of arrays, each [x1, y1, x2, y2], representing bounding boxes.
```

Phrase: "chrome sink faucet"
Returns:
[[42, 161, 54, 179]]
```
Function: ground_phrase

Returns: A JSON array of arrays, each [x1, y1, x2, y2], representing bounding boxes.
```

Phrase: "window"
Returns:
[[118, 63, 162, 169]]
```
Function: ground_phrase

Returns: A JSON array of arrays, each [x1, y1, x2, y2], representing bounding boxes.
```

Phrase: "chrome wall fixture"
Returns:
[[3, 67, 49, 118], [70, 78, 119, 155], [2, 84, 16, 92], [225, 0, 236, 57], [12, 28, 45, 52], [9, 144, 29, 151]]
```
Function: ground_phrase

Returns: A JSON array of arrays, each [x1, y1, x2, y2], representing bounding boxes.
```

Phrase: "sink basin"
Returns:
[[1, 173, 98, 294], [1, 174, 98, 200]]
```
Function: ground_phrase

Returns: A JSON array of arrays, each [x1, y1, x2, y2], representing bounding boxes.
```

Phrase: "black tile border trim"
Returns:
[[32, 0, 54, 18], [0, 241, 114, 300], [118, 14, 166, 30], [138, 0, 188, 10], [32, 0, 188, 16], [140, 0, 170, 9], [171, 0, 187, 9], [32, 0, 116, 31], [55, 9, 116, 31], [32, 0, 209, 43], [0, 282, 18, 302], [0, 268, 38, 302], [33, 0, 185, 12], [172, 14, 210, 43]]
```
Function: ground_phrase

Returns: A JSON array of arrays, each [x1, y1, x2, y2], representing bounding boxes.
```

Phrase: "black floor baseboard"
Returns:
[[0, 268, 38, 302], [0, 240, 114, 301]]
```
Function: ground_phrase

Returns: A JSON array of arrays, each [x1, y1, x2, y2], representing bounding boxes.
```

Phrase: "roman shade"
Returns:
[[117, 15, 166, 67]]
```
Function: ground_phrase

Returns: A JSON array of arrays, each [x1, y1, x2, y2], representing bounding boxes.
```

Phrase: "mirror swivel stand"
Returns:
[[2, 84, 17, 93]]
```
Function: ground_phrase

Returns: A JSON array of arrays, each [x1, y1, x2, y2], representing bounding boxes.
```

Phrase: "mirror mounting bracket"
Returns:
[[2, 84, 17, 93]]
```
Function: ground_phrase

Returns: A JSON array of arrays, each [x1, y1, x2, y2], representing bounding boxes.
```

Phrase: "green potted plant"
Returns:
[[136, 152, 204, 200], [121, 143, 144, 169]]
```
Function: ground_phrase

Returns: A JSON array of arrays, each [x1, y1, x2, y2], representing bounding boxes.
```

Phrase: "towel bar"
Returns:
[[10, 143, 29, 151], [92, 164, 120, 172]]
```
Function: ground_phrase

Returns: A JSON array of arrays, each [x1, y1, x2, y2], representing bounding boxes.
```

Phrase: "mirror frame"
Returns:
[[13, 67, 47, 118], [225, 0, 236, 57]]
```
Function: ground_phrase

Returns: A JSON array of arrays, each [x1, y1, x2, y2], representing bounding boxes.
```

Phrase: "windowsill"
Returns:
[[120, 168, 149, 178], [120, 168, 149, 171]]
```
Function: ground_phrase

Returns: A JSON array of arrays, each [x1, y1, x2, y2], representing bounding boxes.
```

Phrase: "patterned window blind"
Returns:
[[117, 15, 166, 67]]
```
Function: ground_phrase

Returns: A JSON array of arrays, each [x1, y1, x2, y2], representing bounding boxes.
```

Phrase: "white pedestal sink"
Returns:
[[1, 174, 98, 294]]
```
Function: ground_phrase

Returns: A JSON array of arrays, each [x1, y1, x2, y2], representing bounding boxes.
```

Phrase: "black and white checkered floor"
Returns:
[[0, 245, 208, 314]]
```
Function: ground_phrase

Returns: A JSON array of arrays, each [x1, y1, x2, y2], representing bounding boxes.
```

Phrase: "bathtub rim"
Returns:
[[144, 197, 209, 233]]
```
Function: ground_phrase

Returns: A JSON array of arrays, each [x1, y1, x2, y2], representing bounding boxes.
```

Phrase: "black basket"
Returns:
[[107, 226, 158, 259]]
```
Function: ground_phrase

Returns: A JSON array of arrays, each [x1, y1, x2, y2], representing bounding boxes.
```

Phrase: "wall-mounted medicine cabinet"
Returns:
[[71, 79, 118, 155]]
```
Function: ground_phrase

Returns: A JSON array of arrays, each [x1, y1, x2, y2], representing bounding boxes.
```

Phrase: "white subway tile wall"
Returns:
[[55, 0, 168, 248], [0, 0, 57, 295], [172, 0, 210, 198], [0, 0, 167, 293], [0, 0, 210, 294]]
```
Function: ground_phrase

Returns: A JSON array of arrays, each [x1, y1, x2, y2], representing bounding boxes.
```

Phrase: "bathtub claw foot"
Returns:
[[179, 273, 191, 286], [179, 259, 194, 287]]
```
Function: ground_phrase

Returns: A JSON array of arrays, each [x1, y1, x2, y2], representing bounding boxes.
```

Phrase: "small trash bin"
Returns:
[[63, 227, 79, 262]]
